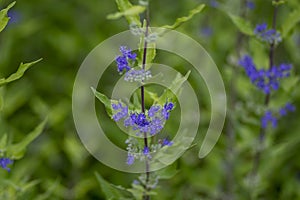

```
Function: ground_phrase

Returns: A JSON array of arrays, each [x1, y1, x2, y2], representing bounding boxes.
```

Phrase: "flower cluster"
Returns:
[[261, 111, 277, 129], [261, 103, 296, 129], [238, 55, 292, 94], [116, 46, 137, 73], [254, 23, 282, 44], [125, 137, 173, 165], [279, 102, 296, 117], [116, 46, 152, 82], [112, 102, 174, 137], [124, 69, 152, 82], [0, 157, 13, 172]]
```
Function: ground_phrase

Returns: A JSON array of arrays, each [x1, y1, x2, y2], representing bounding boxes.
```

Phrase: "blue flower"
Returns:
[[162, 102, 174, 120], [246, 1, 255, 10], [210, 0, 219, 8], [148, 105, 160, 118], [201, 26, 213, 37], [261, 111, 277, 129], [254, 23, 282, 44], [143, 146, 150, 155], [0, 158, 13, 172], [279, 103, 296, 117], [162, 138, 173, 147], [238, 55, 292, 94], [116, 46, 136, 73], [127, 154, 135, 165], [112, 102, 128, 121]]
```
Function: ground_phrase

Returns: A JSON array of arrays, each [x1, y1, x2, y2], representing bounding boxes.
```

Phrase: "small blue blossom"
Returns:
[[210, 0, 219, 8], [201, 26, 213, 37], [162, 102, 174, 120], [254, 23, 282, 44], [148, 117, 164, 135], [0, 157, 13, 172], [261, 111, 277, 129], [162, 138, 173, 147], [238, 55, 292, 94], [246, 1, 255, 10], [112, 102, 128, 121], [120, 46, 137, 60], [148, 105, 160, 118], [279, 103, 296, 117], [131, 113, 150, 127], [127, 154, 135, 165], [116, 46, 136, 73], [143, 146, 150, 155], [142, 146, 152, 159]]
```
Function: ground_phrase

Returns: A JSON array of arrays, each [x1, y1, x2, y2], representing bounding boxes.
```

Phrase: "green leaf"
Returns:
[[281, 6, 300, 38], [0, 59, 42, 87], [138, 20, 156, 69], [7, 118, 47, 159], [0, 1, 15, 32], [228, 14, 254, 36], [107, 5, 145, 20], [281, 76, 299, 92], [0, 91, 3, 111], [115, 0, 142, 27], [156, 71, 191, 105], [91, 87, 119, 118], [95, 172, 135, 200], [0, 133, 8, 151], [161, 4, 205, 30]]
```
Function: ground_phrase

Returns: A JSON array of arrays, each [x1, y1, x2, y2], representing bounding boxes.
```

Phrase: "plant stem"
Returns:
[[141, 4, 150, 200], [251, 0, 279, 187]]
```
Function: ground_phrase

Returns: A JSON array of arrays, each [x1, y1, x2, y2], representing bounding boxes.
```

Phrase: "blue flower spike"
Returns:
[[0, 157, 13, 172]]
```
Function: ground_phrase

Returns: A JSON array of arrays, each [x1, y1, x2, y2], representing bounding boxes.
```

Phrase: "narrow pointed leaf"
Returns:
[[161, 4, 205, 30], [281, 6, 300, 38], [95, 172, 135, 200], [0, 1, 16, 32], [228, 14, 254, 36], [156, 71, 191, 105], [0, 59, 42, 87], [91, 87, 119, 118], [7, 118, 47, 159]]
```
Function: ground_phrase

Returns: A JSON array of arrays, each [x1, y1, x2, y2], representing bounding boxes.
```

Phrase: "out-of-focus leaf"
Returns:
[[91, 87, 119, 118], [95, 172, 135, 200], [281, 76, 299, 92], [0, 59, 42, 87], [156, 71, 190, 105], [161, 4, 205, 30], [0, 133, 8, 150], [281, 6, 300, 38], [0, 1, 15, 32], [7, 118, 47, 159], [35, 178, 60, 200], [22, 180, 41, 191], [228, 14, 254, 36], [0, 91, 3, 111], [107, 5, 145, 20], [115, 0, 142, 26]]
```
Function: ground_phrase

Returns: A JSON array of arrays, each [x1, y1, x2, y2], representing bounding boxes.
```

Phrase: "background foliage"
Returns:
[[0, 0, 300, 199]]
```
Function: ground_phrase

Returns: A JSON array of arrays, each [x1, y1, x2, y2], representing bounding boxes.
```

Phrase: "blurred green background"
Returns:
[[0, 0, 300, 199]]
